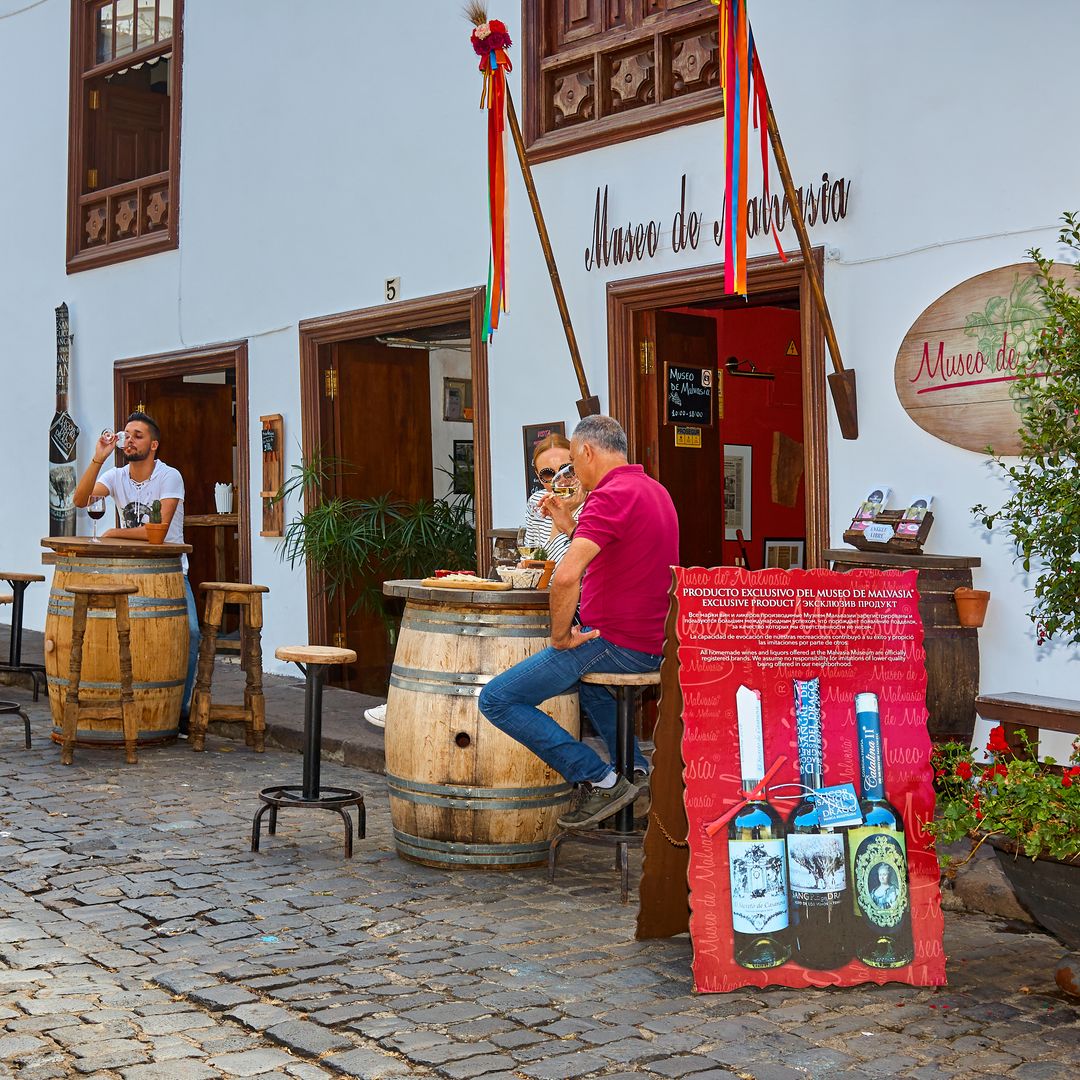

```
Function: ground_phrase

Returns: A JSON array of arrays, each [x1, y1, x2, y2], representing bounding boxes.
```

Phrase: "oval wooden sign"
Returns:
[[893, 263, 1071, 455]]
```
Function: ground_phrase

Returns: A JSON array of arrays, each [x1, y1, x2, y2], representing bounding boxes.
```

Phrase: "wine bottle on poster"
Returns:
[[728, 685, 791, 970], [786, 677, 852, 969], [848, 692, 914, 968], [49, 303, 80, 537]]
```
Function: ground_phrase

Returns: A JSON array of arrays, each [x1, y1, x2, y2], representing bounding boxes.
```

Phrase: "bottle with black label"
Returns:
[[848, 692, 914, 968], [49, 303, 79, 537], [786, 677, 851, 969], [728, 685, 791, 969]]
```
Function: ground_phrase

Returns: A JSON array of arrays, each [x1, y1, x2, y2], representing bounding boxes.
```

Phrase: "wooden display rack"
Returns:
[[259, 414, 284, 538], [842, 510, 934, 555]]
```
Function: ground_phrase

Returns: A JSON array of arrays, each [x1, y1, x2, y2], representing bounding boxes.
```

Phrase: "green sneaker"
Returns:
[[557, 776, 638, 830]]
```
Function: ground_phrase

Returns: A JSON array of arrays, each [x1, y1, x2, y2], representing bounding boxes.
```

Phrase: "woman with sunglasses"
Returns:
[[523, 434, 585, 564]]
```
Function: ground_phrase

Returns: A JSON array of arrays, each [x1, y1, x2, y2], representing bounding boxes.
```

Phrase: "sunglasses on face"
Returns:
[[536, 467, 559, 482]]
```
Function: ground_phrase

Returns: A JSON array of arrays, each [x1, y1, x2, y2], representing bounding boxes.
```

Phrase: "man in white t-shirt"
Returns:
[[73, 412, 200, 732]]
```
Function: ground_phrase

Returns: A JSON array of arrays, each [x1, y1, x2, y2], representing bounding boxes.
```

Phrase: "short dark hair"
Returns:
[[127, 411, 161, 444]]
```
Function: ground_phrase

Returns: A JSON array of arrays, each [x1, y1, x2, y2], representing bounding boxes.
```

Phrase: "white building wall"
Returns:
[[2, 1, 1078, 730]]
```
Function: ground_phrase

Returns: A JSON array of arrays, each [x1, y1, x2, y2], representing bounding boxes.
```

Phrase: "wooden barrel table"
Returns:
[[382, 580, 579, 870], [41, 537, 192, 746], [825, 549, 982, 743]]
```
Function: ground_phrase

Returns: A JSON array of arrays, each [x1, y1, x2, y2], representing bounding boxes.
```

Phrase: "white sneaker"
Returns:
[[364, 704, 387, 728]]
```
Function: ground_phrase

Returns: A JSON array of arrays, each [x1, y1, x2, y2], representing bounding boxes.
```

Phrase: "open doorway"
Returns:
[[114, 342, 251, 634], [298, 287, 490, 695], [608, 252, 829, 567]]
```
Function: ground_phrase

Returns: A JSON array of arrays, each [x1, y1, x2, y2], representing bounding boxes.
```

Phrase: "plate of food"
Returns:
[[419, 572, 511, 591]]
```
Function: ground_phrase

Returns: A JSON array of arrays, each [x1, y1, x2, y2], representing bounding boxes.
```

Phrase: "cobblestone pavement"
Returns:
[[0, 694, 1076, 1080]]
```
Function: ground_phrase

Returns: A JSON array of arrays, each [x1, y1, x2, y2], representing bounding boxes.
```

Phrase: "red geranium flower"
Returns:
[[994, 762, 1009, 778], [1064, 774, 1074, 788], [987, 726, 1011, 754], [955, 761, 972, 780]]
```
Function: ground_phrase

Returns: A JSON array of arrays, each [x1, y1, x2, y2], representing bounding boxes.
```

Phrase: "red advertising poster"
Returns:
[[675, 567, 945, 992]]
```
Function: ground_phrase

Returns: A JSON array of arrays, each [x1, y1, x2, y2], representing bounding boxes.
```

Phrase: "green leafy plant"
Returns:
[[149, 499, 162, 524], [928, 726, 1080, 864], [972, 212, 1080, 645], [276, 453, 477, 627]]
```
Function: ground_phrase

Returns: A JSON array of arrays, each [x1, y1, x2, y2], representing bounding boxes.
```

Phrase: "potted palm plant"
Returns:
[[276, 454, 476, 650]]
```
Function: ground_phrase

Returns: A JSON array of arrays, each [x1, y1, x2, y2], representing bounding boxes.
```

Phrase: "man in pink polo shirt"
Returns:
[[479, 416, 679, 829]]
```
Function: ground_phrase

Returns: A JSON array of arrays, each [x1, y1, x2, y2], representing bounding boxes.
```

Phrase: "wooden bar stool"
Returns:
[[0, 572, 47, 701], [60, 583, 139, 766], [548, 669, 661, 903], [251, 646, 366, 857], [190, 582, 269, 752]]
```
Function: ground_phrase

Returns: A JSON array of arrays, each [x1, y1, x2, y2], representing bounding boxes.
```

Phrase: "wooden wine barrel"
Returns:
[[825, 550, 981, 743], [382, 581, 579, 870], [41, 538, 191, 746]]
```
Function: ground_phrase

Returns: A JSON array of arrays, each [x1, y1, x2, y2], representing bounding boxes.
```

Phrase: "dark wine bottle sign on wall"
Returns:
[[49, 303, 80, 537], [674, 565, 944, 992]]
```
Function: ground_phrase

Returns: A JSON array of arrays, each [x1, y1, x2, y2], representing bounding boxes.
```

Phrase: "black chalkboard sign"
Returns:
[[665, 363, 714, 426]]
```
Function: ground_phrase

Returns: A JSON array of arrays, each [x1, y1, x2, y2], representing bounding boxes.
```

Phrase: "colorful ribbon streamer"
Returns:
[[717, 0, 786, 296], [473, 24, 513, 342], [703, 755, 789, 837]]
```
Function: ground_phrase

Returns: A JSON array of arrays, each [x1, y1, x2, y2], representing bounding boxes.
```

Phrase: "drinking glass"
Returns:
[[516, 526, 535, 561], [550, 463, 579, 499], [87, 497, 106, 543]]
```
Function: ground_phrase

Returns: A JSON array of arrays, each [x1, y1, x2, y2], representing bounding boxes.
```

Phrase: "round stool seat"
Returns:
[[580, 670, 661, 687], [276, 645, 357, 666], [0, 595, 12, 605], [199, 581, 270, 594], [65, 583, 139, 597], [0, 573, 45, 584], [0, 701, 31, 750]]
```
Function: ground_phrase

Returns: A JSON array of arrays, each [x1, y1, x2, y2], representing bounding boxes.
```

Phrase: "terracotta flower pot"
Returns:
[[953, 587, 990, 628], [144, 522, 169, 545]]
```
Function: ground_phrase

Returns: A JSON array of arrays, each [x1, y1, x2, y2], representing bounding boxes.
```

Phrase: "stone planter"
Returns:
[[989, 836, 1080, 949]]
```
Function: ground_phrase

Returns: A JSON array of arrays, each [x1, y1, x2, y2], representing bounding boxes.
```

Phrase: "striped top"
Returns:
[[523, 490, 580, 565]]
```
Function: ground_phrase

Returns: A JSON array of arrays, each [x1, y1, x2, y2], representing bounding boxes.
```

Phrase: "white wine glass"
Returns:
[[550, 462, 579, 499], [516, 526, 535, 562], [87, 497, 106, 543]]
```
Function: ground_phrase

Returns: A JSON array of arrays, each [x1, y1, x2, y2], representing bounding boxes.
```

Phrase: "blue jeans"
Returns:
[[478, 633, 660, 785], [182, 576, 200, 717]]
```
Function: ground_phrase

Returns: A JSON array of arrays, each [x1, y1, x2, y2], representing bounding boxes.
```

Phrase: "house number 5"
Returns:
[[385, 277, 401, 302]]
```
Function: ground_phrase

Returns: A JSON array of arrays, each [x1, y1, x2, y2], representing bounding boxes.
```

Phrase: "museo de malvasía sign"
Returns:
[[893, 263, 1080, 455]]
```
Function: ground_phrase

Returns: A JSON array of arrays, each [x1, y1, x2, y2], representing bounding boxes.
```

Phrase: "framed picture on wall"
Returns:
[[522, 421, 567, 500], [443, 377, 474, 422], [723, 444, 752, 541], [764, 538, 805, 570], [452, 440, 474, 495]]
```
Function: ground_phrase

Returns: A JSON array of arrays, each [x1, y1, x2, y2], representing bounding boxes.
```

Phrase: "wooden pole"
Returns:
[[763, 93, 858, 440], [504, 91, 600, 418]]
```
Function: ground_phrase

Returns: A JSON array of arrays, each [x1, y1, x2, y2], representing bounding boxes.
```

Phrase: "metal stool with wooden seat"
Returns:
[[548, 669, 661, 903], [251, 646, 366, 857], [60, 583, 139, 766], [190, 582, 269, 752], [0, 572, 47, 701]]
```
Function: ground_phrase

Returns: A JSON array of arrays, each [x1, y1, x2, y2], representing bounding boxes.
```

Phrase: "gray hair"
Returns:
[[573, 415, 627, 456]]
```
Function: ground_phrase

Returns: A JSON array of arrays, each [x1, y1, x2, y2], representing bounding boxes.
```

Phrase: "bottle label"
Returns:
[[729, 839, 789, 934], [814, 783, 863, 828], [849, 828, 909, 929], [787, 833, 846, 899]]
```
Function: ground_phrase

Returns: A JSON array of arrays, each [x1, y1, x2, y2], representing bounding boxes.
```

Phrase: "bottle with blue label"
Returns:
[[848, 692, 914, 969], [728, 686, 791, 969], [786, 677, 852, 970]]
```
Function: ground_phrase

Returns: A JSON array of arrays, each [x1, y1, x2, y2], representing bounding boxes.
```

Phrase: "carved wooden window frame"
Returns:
[[521, 1, 723, 164], [66, 0, 184, 274]]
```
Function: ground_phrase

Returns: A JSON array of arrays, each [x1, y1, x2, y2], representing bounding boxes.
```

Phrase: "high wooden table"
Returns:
[[381, 579, 579, 870], [41, 537, 192, 747]]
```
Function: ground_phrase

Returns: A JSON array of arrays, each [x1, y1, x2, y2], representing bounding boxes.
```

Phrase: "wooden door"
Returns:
[[127, 378, 238, 595], [330, 340, 434, 693], [642, 311, 723, 568], [95, 84, 169, 187]]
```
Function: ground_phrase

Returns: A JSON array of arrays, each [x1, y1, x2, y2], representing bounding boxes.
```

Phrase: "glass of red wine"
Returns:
[[87, 497, 106, 543]]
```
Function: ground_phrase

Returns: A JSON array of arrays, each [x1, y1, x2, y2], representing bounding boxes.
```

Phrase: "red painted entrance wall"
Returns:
[[664, 304, 804, 568]]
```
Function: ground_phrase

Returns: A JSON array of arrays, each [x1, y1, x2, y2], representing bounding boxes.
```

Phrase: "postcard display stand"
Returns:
[[673, 567, 945, 992]]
